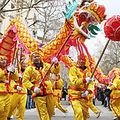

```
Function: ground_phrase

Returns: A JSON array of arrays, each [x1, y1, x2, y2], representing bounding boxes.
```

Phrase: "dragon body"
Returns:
[[0, 0, 114, 84], [0, 25, 17, 64]]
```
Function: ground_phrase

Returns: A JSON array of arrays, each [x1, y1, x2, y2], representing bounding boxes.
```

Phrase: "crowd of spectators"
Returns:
[[95, 85, 112, 111]]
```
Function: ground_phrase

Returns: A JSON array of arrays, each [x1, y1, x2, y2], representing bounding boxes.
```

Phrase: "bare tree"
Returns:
[[0, 0, 65, 42], [94, 40, 120, 75], [27, 0, 64, 41]]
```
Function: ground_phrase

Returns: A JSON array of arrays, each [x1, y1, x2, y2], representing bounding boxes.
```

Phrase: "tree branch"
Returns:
[[0, 0, 10, 10], [2, 6, 47, 13], [31, 0, 56, 7], [25, 0, 33, 20], [28, 20, 40, 27]]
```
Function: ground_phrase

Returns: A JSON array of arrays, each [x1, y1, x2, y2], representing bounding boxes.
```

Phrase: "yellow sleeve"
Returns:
[[51, 63, 60, 75], [69, 66, 83, 86], [10, 70, 19, 82], [85, 68, 94, 92], [108, 68, 120, 90], [9, 70, 19, 89], [87, 81, 94, 93], [0, 69, 5, 81], [109, 77, 118, 90], [86, 68, 91, 77], [58, 79, 64, 89], [10, 79, 16, 90], [42, 62, 60, 75], [23, 66, 34, 89]]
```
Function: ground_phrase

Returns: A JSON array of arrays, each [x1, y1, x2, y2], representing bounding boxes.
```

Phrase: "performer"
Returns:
[[0, 55, 11, 120], [52, 74, 67, 113], [68, 55, 94, 120], [23, 52, 59, 120], [107, 68, 120, 120], [0, 55, 17, 120], [7, 60, 27, 120]]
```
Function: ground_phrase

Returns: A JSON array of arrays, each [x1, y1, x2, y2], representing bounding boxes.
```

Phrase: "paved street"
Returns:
[[22, 105, 113, 120], [12, 100, 114, 120]]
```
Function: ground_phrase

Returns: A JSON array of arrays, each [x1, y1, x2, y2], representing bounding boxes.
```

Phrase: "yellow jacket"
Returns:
[[0, 68, 24, 94], [0, 68, 9, 94], [68, 66, 93, 100], [53, 78, 63, 98], [23, 63, 59, 96], [10, 70, 27, 94], [87, 81, 95, 100], [109, 70, 120, 99]]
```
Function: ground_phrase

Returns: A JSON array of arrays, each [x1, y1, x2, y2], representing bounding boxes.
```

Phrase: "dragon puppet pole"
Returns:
[[8, 41, 17, 84], [39, 31, 73, 85], [16, 48, 23, 73], [12, 41, 17, 64], [90, 39, 110, 78], [16, 48, 23, 92]]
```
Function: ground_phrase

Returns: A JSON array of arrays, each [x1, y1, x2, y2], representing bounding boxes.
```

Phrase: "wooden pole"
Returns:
[[39, 31, 73, 85], [90, 39, 110, 78], [8, 41, 17, 84]]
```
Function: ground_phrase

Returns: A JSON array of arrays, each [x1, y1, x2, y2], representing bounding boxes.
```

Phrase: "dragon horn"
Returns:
[[72, 0, 76, 3], [65, 5, 69, 12], [63, 11, 67, 16], [63, 0, 78, 19], [68, 1, 72, 8]]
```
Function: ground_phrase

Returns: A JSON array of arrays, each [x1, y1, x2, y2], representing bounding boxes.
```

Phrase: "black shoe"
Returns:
[[7, 118, 12, 120], [118, 117, 120, 120], [96, 111, 101, 118]]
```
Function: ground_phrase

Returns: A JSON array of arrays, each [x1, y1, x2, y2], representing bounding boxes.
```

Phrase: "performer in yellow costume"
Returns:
[[68, 55, 94, 120], [52, 74, 67, 113], [107, 68, 120, 120], [7, 61, 27, 120], [23, 52, 59, 120], [0, 55, 11, 120], [0, 55, 17, 120]]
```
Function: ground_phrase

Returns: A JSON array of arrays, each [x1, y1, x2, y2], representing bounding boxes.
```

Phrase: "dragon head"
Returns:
[[63, 0, 106, 39]]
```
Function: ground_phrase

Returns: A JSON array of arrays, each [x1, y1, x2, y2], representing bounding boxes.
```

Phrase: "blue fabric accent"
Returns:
[[63, 0, 78, 19]]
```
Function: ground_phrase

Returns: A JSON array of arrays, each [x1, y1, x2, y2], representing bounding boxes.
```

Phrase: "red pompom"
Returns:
[[104, 15, 120, 41]]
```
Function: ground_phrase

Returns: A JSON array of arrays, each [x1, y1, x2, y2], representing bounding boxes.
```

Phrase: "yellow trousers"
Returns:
[[88, 99, 100, 114], [0, 94, 10, 120], [54, 96, 67, 113], [110, 98, 120, 117], [34, 94, 55, 120], [9, 94, 17, 117], [8, 93, 27, 120], [71, 99, 89, 120]]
